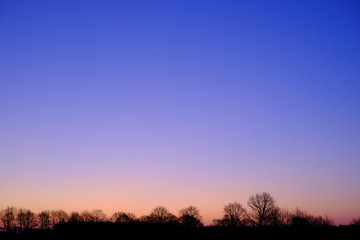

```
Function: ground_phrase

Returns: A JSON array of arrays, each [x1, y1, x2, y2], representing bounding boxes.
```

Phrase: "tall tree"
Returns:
[[38, 211, 51, 230], [178, 206, 202, 227], [247, 192, 280, 226], [23, 209, 37, 230], [81, 210, 94, 222], [17, 208, 37, 231], [50, 210, 69, 226], [148, 206, 177, 224], [223, 202, 248, 227], [0, 207, 17, 232], [68, 211, 83, 223], [91, 209, 107, 222]]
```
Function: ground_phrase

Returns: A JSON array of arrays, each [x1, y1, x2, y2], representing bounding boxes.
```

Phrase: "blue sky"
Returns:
[[1, 0, 360, 224]]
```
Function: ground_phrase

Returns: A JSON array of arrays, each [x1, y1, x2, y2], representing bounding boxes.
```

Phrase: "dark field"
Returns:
[[1, 223, 359, 240]]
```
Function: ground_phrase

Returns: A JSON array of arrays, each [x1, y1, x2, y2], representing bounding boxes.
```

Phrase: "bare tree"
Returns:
[[91, 209, 107, 222], [17, 208, 26, 232], [17, 208, 38, 231], [148, 206, 177, 224], [247, 192, 280, 226], [38, 211, 51, 230], [224, 202, 248, 227], [138, 215, 152, 223], [213, 202, 247, 227], [68, 211, 83, 223], [23, 209, 37, 230], [112, 212, 136, 223], [0, 207, 17, 232], [80, 209, 107, 222], [16, 208, 29, 231], [178, 206, 202, 227], [50, 210, 69, 226], [81, 210, 94, 222]]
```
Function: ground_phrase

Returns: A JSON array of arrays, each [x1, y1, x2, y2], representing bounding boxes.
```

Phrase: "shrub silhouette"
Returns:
[[290, 209, 333, 227]]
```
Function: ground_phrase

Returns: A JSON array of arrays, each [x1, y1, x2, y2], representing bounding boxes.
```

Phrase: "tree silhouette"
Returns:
[[81, 209, 107, 222], [148, 206, 177, 224], [213, 202, 248, 227], [178, 206, 203, 227], [247, 192, 280, 226], [23, 209, 37, 230], [68, 211, 83, 223], [38, 210, 51, 230], [0, 201, 355, 240], [111, 212, 136, 223], [17, 208, 27, 232], [17, 208, 37, 231], [0, 207, 16, 232], [50, 210, 69, 226], [91, 209, 107, 222], [81, 210, 94, 222], [223, 202, 248, 227]]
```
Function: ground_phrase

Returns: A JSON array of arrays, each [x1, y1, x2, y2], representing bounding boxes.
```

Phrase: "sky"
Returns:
[[0, 0, 360, 225]]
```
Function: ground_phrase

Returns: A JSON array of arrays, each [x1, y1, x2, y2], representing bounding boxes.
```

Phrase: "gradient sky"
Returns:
[[1, 0, 360, 225]]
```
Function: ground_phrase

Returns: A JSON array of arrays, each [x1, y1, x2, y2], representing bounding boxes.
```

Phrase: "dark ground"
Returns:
[[1, 223, 359, 240]]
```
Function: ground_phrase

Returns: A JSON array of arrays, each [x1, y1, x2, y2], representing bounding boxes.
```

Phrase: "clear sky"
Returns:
[[1, 0, 360, 225]]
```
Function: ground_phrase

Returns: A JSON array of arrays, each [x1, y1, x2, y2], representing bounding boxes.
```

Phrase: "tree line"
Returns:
[[1, 192, 359, 233]]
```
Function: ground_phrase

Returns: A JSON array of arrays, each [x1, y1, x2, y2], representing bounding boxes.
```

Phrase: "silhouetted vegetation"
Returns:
[[351, 217, 360, 226], [111, 211, 136, 223], [247, 192, 281, 226], [0, 192, 359, 239], [178, 206, 203, 228], [213, 202, 248, 227]]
